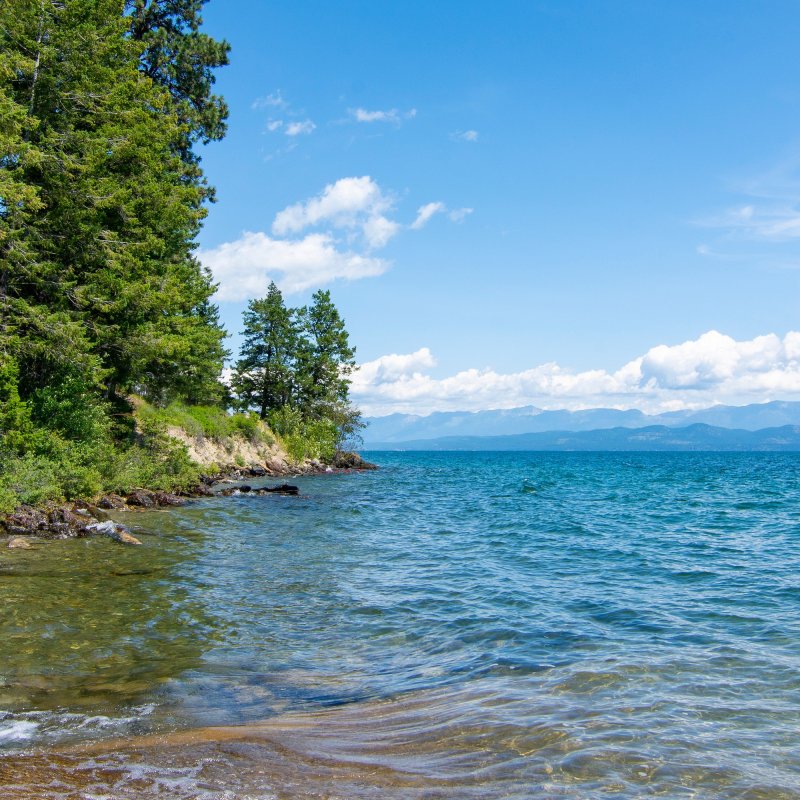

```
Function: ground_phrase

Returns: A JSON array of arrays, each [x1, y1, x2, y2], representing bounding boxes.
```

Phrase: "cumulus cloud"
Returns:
[[272, 176, 399, 250], [451, 129, 479, 142], [349, 107, 417, 125], [199, 231, 388, 300], [201, 177, 419, 299], [351, 331, 800, 416], [356, 348, 438, 385], [201, 176, 473, 300]]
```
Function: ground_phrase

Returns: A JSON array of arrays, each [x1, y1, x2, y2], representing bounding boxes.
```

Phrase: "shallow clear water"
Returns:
[[2, 452, 800, 798]]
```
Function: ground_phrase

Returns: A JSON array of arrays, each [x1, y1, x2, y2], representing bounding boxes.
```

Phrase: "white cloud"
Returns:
[[451, 129, 479, 142], [410, 202, 446, 230], [202, 177, 472, 300], [352, 330, 800, 416], [410, 202, 473, 230], [272, 176, 398, 250], [349, 107, 417, 125], [356, 348, 437, 385], [273, 176, 387, 234], [362, 215, 401, 249], [201, 177, 416, 299], [265, 120, 283, 132], [284, 119, 316, 136], [199, 231, 388, 300]]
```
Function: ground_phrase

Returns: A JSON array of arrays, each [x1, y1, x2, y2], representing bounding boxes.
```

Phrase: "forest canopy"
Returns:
[[0, 0, 360, 512]]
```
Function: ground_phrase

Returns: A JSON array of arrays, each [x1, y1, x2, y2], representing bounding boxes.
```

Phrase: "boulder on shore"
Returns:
[[97, 494, 126, 510], [331, 451, 378, 470], [126, 489, 156, 508], [1, 505, 94, 539]]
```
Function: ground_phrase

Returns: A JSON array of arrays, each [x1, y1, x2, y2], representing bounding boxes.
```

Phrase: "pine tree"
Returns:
[[295, 290, 357, 418], [126, 0, 230, 158], [232, 282, 299, 419]]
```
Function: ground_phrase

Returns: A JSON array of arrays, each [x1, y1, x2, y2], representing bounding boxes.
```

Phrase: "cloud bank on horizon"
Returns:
[[352, 330, 800, 417], [200, 176, 463, 299]]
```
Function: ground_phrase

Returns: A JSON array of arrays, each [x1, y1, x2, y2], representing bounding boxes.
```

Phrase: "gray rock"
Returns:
[[126, 489, 156, 508]]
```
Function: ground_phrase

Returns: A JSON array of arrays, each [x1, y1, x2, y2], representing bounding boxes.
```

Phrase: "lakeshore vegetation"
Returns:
[[0, 0, 360, 513]]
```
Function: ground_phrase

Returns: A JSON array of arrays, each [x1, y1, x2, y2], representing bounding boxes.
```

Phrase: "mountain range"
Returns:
[[361, 423, 800, 452], [361, 401, 800, 451]]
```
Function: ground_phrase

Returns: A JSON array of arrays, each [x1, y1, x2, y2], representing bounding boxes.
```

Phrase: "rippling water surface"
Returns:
[[2, 452, 800, 798]]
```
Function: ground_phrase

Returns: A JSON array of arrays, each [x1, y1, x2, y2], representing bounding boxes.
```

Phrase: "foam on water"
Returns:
[[0, 719, 38, 744]]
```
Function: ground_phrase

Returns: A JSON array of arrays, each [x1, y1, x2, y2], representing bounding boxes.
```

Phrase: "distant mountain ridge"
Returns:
[[363, 401, 800, 443], [361, 424, 800, 452]]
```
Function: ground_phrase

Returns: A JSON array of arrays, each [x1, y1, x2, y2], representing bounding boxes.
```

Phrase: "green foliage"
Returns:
[[0, 0, 228, 407], [137, 399, 273, 445], [232, 282, 298, 418], [0, 359, 35, 454], [229, 412, 271, 444], [30, 371, 111, 443], [268, 407, 337, 464], [232, 286, 359, 457], [103, 416, 201, 494], [0, 454, 65, 511], [126, 0, 231, 157], [0, 0, 233, 514], [295, 289, 357, 419]]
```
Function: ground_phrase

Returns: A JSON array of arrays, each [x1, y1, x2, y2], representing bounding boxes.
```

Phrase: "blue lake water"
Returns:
[[2, 452, 800, 798]]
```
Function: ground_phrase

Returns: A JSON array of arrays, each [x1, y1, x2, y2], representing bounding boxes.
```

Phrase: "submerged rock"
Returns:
[[254, 483, 300, 496], [7, 537, 32, 549]]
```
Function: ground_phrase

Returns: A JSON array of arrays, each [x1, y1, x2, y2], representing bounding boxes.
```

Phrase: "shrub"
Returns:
[[268, 407, 337, 463]]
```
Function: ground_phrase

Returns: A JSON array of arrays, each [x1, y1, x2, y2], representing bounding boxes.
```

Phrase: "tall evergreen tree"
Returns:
[[126, 0, 230, 159], [232, 282, 298, 419], [295, 289, 357, 419], [0, 0, 227, 405]]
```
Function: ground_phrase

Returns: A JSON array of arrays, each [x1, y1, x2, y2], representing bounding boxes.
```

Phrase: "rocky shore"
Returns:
[[1, 452, 377, 547]]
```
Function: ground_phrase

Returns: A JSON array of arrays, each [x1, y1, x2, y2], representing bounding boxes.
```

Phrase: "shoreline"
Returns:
[[0, 452, 377, 547]]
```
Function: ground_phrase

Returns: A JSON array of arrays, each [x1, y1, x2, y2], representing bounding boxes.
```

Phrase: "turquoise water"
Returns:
[[2, 452, 800, 798]]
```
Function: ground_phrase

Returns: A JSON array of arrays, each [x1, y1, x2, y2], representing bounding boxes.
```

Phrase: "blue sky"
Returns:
[[196, 1, 800, 415]]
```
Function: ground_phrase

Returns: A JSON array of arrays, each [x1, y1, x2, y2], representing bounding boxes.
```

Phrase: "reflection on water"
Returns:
[[0, 510, 219, 731], [2, 453, 800, 798]]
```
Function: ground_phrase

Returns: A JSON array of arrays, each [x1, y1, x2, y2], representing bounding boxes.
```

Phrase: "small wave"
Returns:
[[0, 705, 156, 750], [0, 720, 38, 743]]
